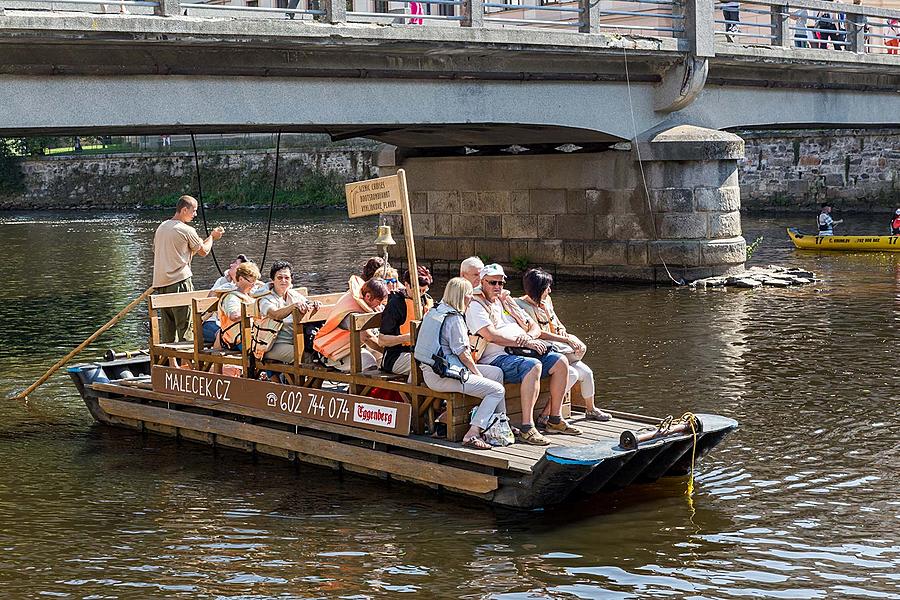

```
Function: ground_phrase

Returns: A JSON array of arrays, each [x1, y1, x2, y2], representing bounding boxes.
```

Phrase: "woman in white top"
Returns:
[[257, 260, 316, 363]]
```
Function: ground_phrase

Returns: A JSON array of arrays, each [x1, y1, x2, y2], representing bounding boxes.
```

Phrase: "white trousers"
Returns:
[[568, 361, 595, 399], [422, 364, 506, 431]]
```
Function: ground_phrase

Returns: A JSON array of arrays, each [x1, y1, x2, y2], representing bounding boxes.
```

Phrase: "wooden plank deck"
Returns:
[[89, 382, 655, 477]]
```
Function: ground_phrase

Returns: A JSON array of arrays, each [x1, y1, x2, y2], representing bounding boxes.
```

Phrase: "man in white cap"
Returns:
[[891, 209, 900, 235], [465, 263, 581, 446]]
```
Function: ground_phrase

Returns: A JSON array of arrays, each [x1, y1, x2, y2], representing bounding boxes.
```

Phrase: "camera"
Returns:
[[430, 353, 470, 383]]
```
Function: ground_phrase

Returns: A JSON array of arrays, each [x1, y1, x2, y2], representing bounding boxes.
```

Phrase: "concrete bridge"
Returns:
[[1, 0, 898, 280]]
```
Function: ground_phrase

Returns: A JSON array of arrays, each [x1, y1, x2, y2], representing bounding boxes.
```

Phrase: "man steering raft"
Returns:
[[152, 195, 225, 343]]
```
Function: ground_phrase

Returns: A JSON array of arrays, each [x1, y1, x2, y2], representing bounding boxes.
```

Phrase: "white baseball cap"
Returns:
[[479, 263, 507, 280], [895, 209, 900, 215]]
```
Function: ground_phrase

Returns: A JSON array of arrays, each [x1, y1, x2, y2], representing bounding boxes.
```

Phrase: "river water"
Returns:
[[0, 211, 897, 599]]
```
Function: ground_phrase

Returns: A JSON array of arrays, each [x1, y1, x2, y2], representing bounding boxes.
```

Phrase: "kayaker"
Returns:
[[817, 203, 843, 236], [891, 209, 900, 235]]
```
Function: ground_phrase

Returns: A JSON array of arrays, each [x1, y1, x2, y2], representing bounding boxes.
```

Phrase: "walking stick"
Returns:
[[12, 285, 156, 401]]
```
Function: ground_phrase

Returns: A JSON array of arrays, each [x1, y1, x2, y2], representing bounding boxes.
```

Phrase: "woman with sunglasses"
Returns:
[[217, 261, 261, 351], [379, 266, 434, 375], [516, 268, 610, 422]]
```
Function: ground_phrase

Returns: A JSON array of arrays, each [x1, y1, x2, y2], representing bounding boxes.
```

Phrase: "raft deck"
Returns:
[[71, 357, 737, 510]]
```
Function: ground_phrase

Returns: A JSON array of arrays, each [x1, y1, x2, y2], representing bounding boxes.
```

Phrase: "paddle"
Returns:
[[11, 285, 156, 401]]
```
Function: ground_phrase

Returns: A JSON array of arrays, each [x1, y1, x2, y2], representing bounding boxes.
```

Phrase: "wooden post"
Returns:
[[13, 286, 155, 401], [397, 169, 423, 321]]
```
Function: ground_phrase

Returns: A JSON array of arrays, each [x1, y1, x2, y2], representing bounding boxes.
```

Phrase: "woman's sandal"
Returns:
[[462, 436, 491, 450], [585, 408, 612, 422]]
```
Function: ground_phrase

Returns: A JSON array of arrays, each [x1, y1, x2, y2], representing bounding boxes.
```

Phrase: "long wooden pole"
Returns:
[[397, 168, 423, 320], [12, 285, 156, 401]]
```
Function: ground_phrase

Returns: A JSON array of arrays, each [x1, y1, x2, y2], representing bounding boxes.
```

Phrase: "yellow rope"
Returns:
[[682, 412, 698, 501]]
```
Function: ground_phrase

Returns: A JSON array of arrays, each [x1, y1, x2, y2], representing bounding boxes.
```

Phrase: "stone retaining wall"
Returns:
[[739, 128, 900, 211], [0, 146, 374, 209]]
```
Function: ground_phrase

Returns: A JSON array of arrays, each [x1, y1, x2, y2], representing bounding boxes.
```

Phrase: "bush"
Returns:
[[0, 140, 23, 195]]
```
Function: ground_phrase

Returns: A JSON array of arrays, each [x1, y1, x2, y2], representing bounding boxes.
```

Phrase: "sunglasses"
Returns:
[[385, 278, 398, 284], [485, 280, 505, 287]]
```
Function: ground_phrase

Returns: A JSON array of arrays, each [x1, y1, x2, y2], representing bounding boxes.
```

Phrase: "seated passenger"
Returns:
[[348, 256, 386, 294], [373, 265, 402, 293], [465, 264, 581, 446], [217, 262, 261, 351], [314, 278, 387, 372], [460, 256, 485, 287], [203, 253, 249, 345], [254, 260, 318, 364], [379, 266, 434, 376], [516, 268, 611, 422], [415, 277, 507, 450]]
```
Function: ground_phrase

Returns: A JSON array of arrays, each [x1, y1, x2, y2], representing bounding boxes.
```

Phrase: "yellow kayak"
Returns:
[[787, 227, 900, 251]]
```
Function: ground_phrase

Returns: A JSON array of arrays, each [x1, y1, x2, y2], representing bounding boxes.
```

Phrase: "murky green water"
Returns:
[[0, 211, 897, 599]]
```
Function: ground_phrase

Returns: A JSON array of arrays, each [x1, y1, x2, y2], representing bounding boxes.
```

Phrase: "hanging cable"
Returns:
[[604, 12, 685, 286], [259, 132, 282, 272], [190, 133, 224, 276]]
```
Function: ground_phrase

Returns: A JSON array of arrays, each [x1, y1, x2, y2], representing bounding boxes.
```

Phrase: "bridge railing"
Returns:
[[1, 0, 898, 57], [711, 0, 900, 54]]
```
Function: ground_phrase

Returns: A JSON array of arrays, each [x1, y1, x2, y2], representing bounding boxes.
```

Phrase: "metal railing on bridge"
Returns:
[[2, 0, 899, 57]]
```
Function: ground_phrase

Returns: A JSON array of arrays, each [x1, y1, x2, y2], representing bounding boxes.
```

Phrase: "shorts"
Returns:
[[489, 351, 563, 384]]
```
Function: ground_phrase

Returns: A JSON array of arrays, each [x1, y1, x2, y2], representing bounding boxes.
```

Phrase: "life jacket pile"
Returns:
[[313, 288, 377, 361]]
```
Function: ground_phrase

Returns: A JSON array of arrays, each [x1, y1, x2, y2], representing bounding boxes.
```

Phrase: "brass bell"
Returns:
[[373, 225, 397, 248]]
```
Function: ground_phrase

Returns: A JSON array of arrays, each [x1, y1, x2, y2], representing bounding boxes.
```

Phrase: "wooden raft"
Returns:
[[88, 379, 655, 497]]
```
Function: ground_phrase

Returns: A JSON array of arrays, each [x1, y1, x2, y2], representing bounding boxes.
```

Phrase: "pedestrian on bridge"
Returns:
[[152, 195, 225, 343]]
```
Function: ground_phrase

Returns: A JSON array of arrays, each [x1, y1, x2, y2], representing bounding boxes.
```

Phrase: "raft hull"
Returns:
[[788, 227, 900, 251], [68, 358, 737, 510]]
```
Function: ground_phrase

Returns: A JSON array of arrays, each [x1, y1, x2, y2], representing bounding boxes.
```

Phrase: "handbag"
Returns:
[[504, 342, 562, 359], [481, 413, 515, 447]]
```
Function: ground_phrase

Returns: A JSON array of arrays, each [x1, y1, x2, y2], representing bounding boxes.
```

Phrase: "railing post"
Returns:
[[771, 4, 790, 47], [155, 0, 181, 16], [684, 0, 715, 57], [579, 0, 599, 33], [848, 13, 866, 54], [462, 0, 484, 27], [322, 0, 347, 24]]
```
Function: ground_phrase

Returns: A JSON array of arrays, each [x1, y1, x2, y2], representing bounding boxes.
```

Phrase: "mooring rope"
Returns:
[[190, 133, 224, 277], [259, 132, 282, 272]]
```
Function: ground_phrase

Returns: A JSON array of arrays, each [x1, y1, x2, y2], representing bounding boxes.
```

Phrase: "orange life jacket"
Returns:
[[313, 289, 374, 360], [218, 289, 255, 348], [397, 294, 434, 344]]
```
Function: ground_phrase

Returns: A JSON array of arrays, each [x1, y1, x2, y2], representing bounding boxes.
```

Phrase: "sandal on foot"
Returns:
[[517, 427, 550, 446], [584, 408, 612, 422], [463, 435, 491, 450], [545, 418, 583, 436]]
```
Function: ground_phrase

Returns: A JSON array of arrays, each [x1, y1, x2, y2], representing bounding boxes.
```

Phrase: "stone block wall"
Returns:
[[382, 145, 746, 282], [739, 128, 900, 211]]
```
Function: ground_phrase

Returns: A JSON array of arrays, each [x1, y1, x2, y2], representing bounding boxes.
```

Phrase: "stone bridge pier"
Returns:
[[379, 125, 746, 283]]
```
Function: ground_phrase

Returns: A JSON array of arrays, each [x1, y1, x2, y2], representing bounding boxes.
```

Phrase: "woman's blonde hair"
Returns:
[[442, 277, 473, 312], [235, 261, 261, 281]]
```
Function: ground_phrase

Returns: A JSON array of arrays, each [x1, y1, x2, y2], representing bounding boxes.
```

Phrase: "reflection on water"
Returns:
[[0, 211, 897, 599]]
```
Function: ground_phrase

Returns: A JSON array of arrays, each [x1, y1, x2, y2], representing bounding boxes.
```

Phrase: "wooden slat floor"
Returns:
[[90, 382, 658, 476]]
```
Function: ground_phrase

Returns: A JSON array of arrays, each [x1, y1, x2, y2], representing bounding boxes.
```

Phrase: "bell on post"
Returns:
[[373, 225, 397, 249]]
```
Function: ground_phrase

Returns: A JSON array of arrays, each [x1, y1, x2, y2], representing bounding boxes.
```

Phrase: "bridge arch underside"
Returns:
[[1, 74, 899, 150]]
